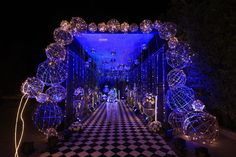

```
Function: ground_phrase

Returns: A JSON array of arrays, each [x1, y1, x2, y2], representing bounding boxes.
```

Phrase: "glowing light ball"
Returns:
[[98, 22, 107, 32], [153, 20, 162, 30], [53, 27, 73, 45], [167, 69, 186, 88], [45, 128, 58, 138], [88, 23, 97, 32], [158, 22, 177, 40], [45, 43, 67, 62], [183, 111, 219, 144], [46, 85, 66, 103], [192, 100, 205, 111], [140, 19, 153, 33], [129, 23, 139, 32], [36, 93, 49, 103], [168, 36, 178, 49], [68, 121, 83, 132], [142, 93, 155, 117], [36, 60, 68, 86], [70, 17, 87, 33], [120, 22, 129, 33], [166, 42, 192, 69], [148, 121, 162, 133], [168, 110, 186, 129], [33, 103, 63, 132], [167, 86, 195, 112], [60, 20, 71, 31], [21, 77, 44, 98], [107, 19, 120, 33]]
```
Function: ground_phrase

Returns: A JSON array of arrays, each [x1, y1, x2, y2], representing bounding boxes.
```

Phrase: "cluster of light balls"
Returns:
[[164, 20, 219, 144], [20, 17, 218, 143]]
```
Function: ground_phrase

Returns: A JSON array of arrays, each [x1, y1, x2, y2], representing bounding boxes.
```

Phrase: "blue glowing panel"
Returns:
[[75, 33, 154, 70]]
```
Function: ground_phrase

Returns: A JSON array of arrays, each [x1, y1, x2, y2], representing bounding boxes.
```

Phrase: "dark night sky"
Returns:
[[0, 1, 170, 96]]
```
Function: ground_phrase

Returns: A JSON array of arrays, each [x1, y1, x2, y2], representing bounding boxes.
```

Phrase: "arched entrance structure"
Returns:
[[15, 17, 219, 157]]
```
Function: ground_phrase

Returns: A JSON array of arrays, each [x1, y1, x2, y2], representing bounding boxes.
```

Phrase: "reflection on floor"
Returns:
[[40, 102, 177, 157]]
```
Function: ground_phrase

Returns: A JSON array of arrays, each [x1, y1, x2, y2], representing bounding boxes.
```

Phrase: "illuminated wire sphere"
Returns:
[[36, 60, 68, 86], [168, 110, 186, 129], [142, 94, 155, 117], [53, 27, 73, 45], [192, 100, 205, 111], [107, 19, 120, 33], [70, 17, 87, 33], [153, 20, 162, 30], [167, 86, 195, 112], [166, 42, 192, 69], [168, 37, 178, 49], [21, 77, 44, 98], [158, 22, 177, 40], [140, 19, 153, 33], [183, 111, 219, 144], [88, 23, 97, 32], [167, 69, 186, 88], [129, 23, 139, 32], [98, 22, 107, 32], [33, 103, 63, 132], [120, 22, 129, 33], [46, 85, 66, 103], [45, 43, 67, 62]]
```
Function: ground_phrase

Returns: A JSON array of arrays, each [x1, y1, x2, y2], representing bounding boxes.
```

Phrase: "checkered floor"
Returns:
[[40, 102, 177, 157]]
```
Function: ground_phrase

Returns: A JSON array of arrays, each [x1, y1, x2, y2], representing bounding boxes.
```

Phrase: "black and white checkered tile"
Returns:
[[40, 102, 177, 157]]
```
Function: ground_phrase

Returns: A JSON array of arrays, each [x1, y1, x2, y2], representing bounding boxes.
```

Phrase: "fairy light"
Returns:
[[14, 96, 29, 157]]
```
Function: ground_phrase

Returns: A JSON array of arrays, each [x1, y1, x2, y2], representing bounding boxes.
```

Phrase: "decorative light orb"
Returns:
[[140, 19, 153, 33], [166, 42, 192, 69], [98, 22, 107, 32], [120, 22, 129, 33], [167, 69, 186, 88], [158, 22, 177, 40], [153, 20, 162, 30], [129, 23, 139, 32], [142, 93, 155, 117], [88, 23, 97, 32], [168, 110, 186, 129], [60, 20, 71, 31], [107, 19, 120, 33], [167, 86, 195, 112], [53, 27, 73, 45], [192, 100, 205, 111], [33, 103, 63, 132], [183, 111, 219, 144], [74, 87, 84, 96], [46, 85, 66, 103], [36, 92, 49, 103], [45, 128, 58, 138], [148, 121, 162, 133], [68, 121, 83, 132], [36, 60, 68, 86], [168, 36, 178, 49], [45, 43, 67, 62], [70, 17, 87, 34], [21, 77, 44, 98]]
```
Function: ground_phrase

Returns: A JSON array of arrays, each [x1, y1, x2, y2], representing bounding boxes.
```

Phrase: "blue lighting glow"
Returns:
[[75, 33, 154, 70]]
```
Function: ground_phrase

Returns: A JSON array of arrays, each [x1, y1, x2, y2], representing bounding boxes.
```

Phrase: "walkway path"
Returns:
[[40, 102, 177, 157]]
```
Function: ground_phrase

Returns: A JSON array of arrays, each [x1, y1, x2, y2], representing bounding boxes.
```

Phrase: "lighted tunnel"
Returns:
[[15, 17, 219, 157]]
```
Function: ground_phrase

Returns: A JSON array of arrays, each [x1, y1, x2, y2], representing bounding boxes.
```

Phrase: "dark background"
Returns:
[[0, 0, 235, 131]]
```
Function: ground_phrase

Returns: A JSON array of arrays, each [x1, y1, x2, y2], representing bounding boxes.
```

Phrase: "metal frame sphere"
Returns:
[[167, 86, 195, 112], [21, 77, 44, 98], [33, 103, 63, 132], [167, 69, 186, 89], [36, 60, 68, 86], [46, 85, 66, 103]]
